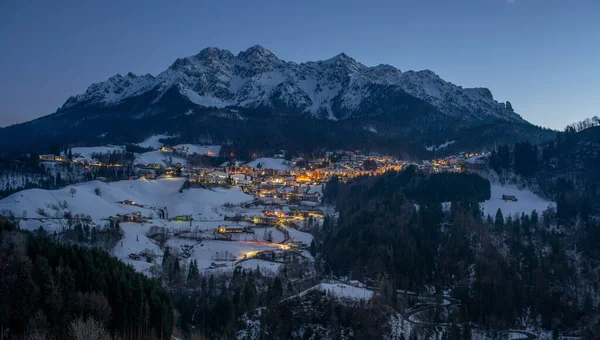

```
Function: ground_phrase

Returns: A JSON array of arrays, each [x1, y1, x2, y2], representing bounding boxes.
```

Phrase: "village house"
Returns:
[[111, 212, 146, 223], [209, 262, 228, 269], [128, 253, 142, 261], [171, 215, 193, 222], [216, 226, 251, 234], [142, 172, 157, 179], [348, 280, 366, 288], [224, 214, 247, 222], [289, 207, 325, 218], [252, 216, 278, 226], [118, 199, 142, 207]]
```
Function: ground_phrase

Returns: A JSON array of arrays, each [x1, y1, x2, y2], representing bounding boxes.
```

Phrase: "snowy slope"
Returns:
[[58, 45, 523, 123], [291, 283, 374, 301], [284, 226, 313, 246], [136, 134, 173, 149], [64, 145, 126, 159], [245, 158, 292, 170], [317, 283, 374, 300], [236, 259, 283, 274], [0, 178, 252, 223], [482, 184, 554, 218], [134, 151, 187, 166], [174, 144, 221, 156]]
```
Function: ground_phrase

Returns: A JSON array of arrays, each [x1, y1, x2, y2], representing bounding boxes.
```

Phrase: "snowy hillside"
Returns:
[[63, 145, 126, 161], [245, 158, 292, 170], [134, 151, 187, 166], [59, 45, 522, 123], [0, 178, 252, 227], [482, 184, 555, 218], [0, 177, 318, 278], [136, 134, 173, 149], [174, 144, 221, 157], [289, 282, 374, 302]]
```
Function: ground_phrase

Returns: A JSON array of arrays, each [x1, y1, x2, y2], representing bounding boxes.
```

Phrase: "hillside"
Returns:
[[0, 220, 174, 339], [0, 46, 554, 156], [321, 169, 599, 336]]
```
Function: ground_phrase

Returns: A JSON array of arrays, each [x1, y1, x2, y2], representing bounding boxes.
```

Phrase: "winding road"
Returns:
[[398, 291, 537, 340]]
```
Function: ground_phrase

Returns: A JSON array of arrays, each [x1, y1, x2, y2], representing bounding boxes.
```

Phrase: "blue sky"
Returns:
[[0, 0, 598, 129]]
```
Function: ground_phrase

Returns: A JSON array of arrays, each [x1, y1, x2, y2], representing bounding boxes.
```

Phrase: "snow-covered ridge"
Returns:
[[62, 73, 155, 110], [59, 45, 522, 123]]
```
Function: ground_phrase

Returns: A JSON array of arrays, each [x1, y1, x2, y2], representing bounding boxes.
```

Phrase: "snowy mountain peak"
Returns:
[[326, 53, 363, 71], [58, 45, 524, 123], [238, 45, 278, 61], [194, 47, 235, 62], [62, 72, 155, 110], [236, 45, 282, 77]]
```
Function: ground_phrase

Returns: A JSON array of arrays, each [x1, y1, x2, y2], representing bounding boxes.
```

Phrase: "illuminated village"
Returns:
[[30, 142, 489, 274]]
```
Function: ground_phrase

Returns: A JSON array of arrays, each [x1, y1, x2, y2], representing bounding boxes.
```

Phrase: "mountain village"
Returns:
[[1, 135, 547, 278]]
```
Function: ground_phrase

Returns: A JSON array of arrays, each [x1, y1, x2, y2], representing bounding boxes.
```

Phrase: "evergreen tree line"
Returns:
[[0, 219, 174, 339], [321, 169, 600, 336], [489, 127, 600, 244]]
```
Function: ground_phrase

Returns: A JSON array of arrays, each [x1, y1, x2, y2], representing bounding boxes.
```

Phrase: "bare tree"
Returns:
[[69, 317, 111, 340], [69, 187, 77, 198], [74, 292, 112, 325]]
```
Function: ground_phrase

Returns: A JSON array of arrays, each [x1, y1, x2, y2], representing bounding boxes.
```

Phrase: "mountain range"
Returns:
[[0, 45, 553, 156]]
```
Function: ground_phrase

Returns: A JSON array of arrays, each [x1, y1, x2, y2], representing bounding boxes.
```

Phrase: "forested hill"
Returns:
[[0, 219, 174, 339], [320, 169, 600, 336], [490, 125, 600, 220]]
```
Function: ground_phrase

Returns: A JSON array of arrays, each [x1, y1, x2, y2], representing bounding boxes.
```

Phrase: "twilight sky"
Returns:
[[0, 0, 598, 129]]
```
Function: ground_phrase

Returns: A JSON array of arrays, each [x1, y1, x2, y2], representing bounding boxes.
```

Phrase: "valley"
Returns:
[[1, 135, 575, 339], [0, 22, 597, 337]]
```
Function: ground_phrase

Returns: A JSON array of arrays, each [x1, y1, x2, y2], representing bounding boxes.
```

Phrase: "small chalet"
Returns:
[[209, 262, 228, 269], [502, 195, 518, 202], [171, 215, 193, 222], [216, 226, 247, 234]]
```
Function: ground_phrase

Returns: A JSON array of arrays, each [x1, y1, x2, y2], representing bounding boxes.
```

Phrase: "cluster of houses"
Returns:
[[110, 212, 148, 224], [39, 154, 68, 162], [428, 152, 490, 173]]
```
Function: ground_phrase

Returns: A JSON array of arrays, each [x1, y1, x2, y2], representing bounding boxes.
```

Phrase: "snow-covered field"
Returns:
[[317, 283, 373, 300], [290, 282, 374, 301], [482, 184, 554, 218], [175, 144, 221, 157], [284, 226, 313, 246], [245, 158, 292, 170], [136, 134, 173, 149], [0, 178, 252, 227], [236, 259, 283, 274], [134, 151, 187, 166], [65, 145, 126, 160]]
